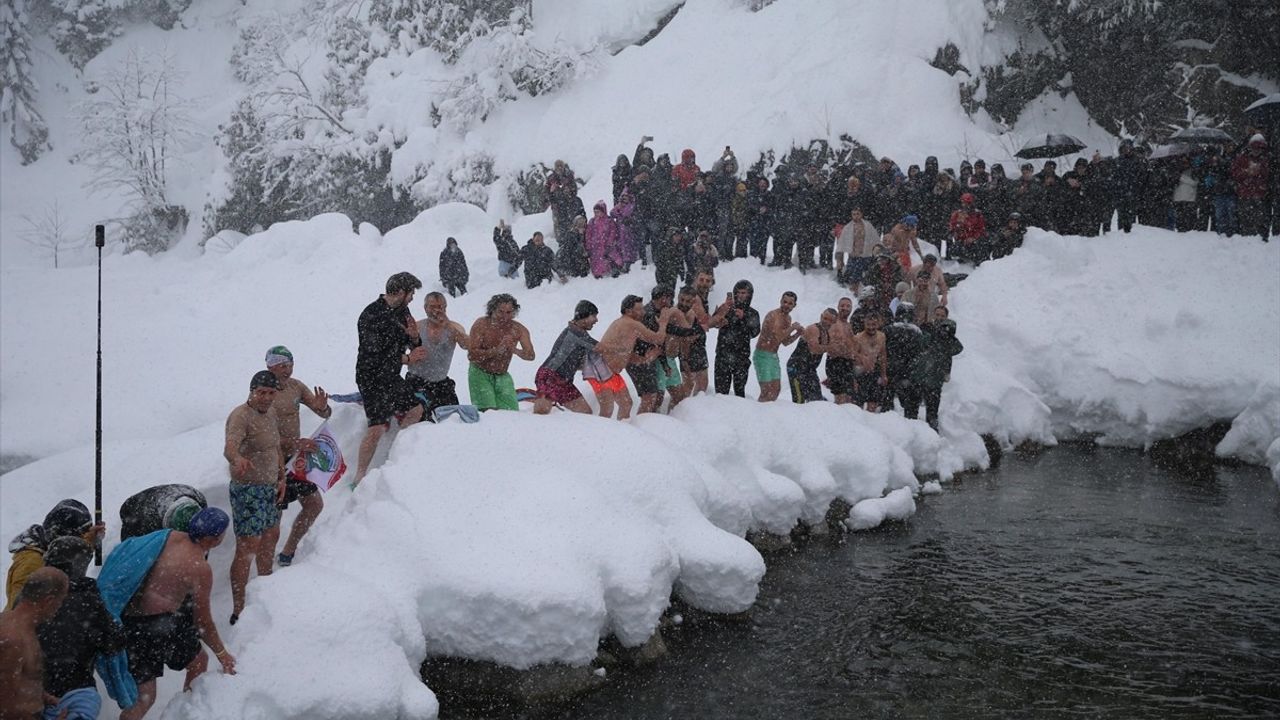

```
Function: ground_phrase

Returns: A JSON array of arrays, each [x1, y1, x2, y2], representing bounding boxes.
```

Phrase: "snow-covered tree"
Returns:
[[75, 48, 197, 251], [50, 0, 123, 69], [0, 0, 51, 164], [20, 199, 83, 268], [369, 0, 527, 60], [434, 8, 595, 132]]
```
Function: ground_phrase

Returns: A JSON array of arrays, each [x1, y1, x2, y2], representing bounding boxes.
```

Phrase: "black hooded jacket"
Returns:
[[37, 576, 125, 696], [716, 280, 761, 355]]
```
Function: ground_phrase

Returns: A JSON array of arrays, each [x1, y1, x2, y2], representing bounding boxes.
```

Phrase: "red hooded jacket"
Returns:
[[672, 149, 701, 190]]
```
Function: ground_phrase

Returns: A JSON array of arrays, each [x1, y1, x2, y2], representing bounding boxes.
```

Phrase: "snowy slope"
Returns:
[[3, 0, 1100, 268]]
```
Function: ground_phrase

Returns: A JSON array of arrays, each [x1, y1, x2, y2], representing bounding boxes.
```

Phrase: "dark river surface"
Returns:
[[448, 446, 1280, 720]]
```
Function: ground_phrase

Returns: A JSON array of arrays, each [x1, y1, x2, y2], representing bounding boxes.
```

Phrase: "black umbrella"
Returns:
[[1014, 133, 1087, 159], [1148, 143, 1191, 160], [1168, 127, 1234, 145], [1244, 93, 1280, 127]]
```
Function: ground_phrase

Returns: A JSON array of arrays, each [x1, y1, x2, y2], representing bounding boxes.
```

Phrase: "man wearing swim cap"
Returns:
[[223, 371, 284, 624], [264, 345, 331, 567], [114, 507, 234, 720]]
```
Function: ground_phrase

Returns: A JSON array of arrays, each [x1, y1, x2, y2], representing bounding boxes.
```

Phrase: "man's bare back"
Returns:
[[128, 532, 209, 617], [597, 317, 665, 373], [0, 613, 44, 719], [662, 306, 692, 359]]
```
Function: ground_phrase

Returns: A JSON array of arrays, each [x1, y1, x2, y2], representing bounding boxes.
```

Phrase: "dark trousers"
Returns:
[[787, 364, 824, 403], [1116, 197, 1137, 232], [771, 231, 794, 267], [901, 385, 942, 431], [747, 226, 769, 262], [406, 375, 460, 421], [1238, 199, 1267, 238], [715, 352, 750, 397], [818, 232, 834, 269], [796, 231, 818, 271]]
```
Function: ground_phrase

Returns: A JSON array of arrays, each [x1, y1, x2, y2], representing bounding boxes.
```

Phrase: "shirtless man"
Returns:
[[906, 253, 949, 307], [834, 207, 877, 293], [825, 298, 858, 405], [665, 287, 704, 409], [114, 508, 235, 720], [638, 287, 679, 414], [596, 295, 669, 419], [755, 292, 804, 402], [787, 308, 837, 403], [0, 567, 67, 720], [686, 270, 717, 395], [883, 215, 923, 272], [852, 312, 889, 412], [224, 371, 285, 624], [467, 294, 535, 411], [264, 346, 330, 568]]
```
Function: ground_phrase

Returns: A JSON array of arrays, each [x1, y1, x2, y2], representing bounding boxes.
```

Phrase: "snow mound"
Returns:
[[954, 228, 1280, 457], [1217, 382, 1280, 480], [846, 487, 917, 531], [159, 395, 983, 719]]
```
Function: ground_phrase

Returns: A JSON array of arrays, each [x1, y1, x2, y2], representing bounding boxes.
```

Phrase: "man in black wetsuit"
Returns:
[[354, 272, 425, 485], [787, 307, 837, 403], [710, 279, 761, 397]]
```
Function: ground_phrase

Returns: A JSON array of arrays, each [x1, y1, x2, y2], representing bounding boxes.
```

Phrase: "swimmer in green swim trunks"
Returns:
[[755, 291, 805, 402]]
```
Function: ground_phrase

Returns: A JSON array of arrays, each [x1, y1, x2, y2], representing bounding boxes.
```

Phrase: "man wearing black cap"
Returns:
[[534, 301, 600, 415], [355, 272, 426, 485], [223, 370, 284, 624]]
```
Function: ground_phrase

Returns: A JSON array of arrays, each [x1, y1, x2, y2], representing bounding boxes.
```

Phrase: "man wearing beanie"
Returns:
[[263, 345, 331, 568], [5, 498, 104, 610], [533, 300, 600, 415], [223, 370, 284, 624], [99, 507, 235, 719]]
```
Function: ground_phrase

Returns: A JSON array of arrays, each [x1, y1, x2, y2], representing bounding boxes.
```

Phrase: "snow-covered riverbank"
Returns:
[[1, 207, 1277, 719]]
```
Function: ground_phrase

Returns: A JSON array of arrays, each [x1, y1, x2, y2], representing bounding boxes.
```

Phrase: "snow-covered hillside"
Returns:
[[1, 0, 1119, 269]]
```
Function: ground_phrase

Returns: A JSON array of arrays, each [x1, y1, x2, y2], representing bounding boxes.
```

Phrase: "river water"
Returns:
[[449, 446, 1280, 720]]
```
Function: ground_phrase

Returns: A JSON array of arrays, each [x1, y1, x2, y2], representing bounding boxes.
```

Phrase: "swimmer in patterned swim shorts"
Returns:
[[224, 370, 285, 624]]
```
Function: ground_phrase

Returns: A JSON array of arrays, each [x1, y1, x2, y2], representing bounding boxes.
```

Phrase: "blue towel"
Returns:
[[43, 687, 102, 720], [95, 529, 171, 709], [329, 391, 364, 404], [432, 404, 480, 424]]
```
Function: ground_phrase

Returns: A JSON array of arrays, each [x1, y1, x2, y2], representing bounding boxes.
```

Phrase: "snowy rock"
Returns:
[[845, 487, 918, 531]]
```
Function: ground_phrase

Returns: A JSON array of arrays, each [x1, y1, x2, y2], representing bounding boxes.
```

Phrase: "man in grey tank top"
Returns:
[[405, 292, 470, 420]]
